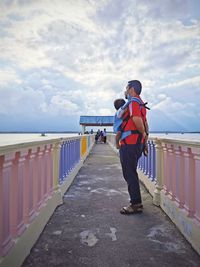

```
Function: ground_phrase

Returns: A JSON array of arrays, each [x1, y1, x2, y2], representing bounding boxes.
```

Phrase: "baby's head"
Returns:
[[114, 98, 126, 110]]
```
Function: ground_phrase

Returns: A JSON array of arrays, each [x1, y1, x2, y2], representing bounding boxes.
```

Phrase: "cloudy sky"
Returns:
[[0, 0, 200, 132]]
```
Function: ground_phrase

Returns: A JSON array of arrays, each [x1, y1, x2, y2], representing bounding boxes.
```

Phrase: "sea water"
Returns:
[[149, 133, 200, 142], [0, 133, 79, 146], [0, 132, 199, 147]]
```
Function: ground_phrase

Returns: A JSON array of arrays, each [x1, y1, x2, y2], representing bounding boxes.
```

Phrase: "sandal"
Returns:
[[120, 204, 143, 215]]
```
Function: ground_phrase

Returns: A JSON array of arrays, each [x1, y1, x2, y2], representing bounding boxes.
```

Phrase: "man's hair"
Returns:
[[128, 80, 142, 95], [114, 98, 126, 110]]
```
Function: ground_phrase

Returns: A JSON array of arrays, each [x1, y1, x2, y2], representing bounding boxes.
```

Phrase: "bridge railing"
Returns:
[[107, 134, 200, 255], [0, 134, 95, 267]]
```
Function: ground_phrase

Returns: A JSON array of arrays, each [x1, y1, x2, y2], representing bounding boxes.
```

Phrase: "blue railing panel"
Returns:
[[148, 141, 152, 178], [137, 140, 156, 182], [151, 141, 156, 181], [59, 139, 81, 184]]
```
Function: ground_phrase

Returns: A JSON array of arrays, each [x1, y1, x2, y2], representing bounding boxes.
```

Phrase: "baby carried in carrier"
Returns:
[[113, 97, 149, 140]]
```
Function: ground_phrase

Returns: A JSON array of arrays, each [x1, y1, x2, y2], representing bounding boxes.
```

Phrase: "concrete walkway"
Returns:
[[22, 144, 200, 267]]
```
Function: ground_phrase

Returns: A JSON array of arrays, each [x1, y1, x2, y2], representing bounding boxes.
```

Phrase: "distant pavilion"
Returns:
[[79, 116, 114, 133]]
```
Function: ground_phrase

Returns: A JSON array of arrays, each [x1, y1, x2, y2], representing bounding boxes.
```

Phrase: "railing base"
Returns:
[[160, 191, 200, 256], [59, 160, 84, 196], [137, 169, 156, 197], [0, 190, 62, 267]]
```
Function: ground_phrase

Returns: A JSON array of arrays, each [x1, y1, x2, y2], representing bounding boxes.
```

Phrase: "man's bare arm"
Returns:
[[115, 131, 121, 149], [132, 116, 146, 138]]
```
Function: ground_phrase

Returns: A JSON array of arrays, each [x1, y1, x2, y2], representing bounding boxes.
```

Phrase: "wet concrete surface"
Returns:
[[22, 143, 200, 267]]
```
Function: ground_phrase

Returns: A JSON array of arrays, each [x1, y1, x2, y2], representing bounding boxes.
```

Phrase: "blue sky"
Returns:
[[0, 0, 200, 132]]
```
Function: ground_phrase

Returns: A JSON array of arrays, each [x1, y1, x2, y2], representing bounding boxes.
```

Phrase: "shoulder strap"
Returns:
[[121, 98, 143, 131], [121, 97, 150, 111], [121, 99, 132, 110], [143, 102, 150, 110], [129, 97, 150, 110], [120, 110, 130, 131]]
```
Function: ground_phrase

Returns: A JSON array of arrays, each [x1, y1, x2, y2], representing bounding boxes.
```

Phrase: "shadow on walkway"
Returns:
[[22, 144, 200, 267]]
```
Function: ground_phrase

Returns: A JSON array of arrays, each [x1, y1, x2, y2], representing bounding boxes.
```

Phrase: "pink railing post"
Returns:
[[168, 144, 176, 201], [174, 145, 185, 208], [36, 146, 45, 211], [182, 147, 195, 217], [10, 150, 27, 238], [0, 154, 14, 256], [153, 138, 163, 206], [182, 147, 190, 214], [162, 143, 169, 195], [46, 144, 54, 198], [23, 149, 31, 225], [42, 145, 49, 203], [32, 147, 39, 213], [49, 144, 54, 194], [188, 148, 195, 218], [23, 148, 37, 224], [192, 147, 200, 223]]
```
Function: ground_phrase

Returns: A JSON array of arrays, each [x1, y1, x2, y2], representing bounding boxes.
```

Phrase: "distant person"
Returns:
[[118, 80, 149, 215], [95, 132, 99, 144], [100, 130, 104, 143], [103, 128, 107, 143]]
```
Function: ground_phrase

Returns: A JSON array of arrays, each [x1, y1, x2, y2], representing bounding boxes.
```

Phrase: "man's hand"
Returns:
[[142, 132, 148, 156], [116, 143, 120, 149], [143, 142, 148, 157]]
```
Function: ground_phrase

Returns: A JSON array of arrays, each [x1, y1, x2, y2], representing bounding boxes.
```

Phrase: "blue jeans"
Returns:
[[119, 144, 143, 205]]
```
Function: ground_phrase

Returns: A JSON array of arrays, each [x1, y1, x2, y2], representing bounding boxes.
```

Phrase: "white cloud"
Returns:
[[0, 0, 200, 131], [99, 108, 112, 115], [134, 0, 191, 20], [87, 89, 116, 102], [1, 0, 199, 83], [152, 95, 198, 119], [0, 0, 105, 69], [0, 85, 84, 118], [160, 76, 200, 89], [0, 68, 21, 85], [0, 86, 45, 116], [46, 94, 80, 115], [157, 94, 167, 100]]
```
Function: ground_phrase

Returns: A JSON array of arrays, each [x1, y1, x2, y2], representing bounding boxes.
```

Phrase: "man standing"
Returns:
[[119, 80, 148, 214]]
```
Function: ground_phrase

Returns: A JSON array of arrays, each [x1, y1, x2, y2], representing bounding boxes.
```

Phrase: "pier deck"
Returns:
[[22, 144, 200, 267]]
